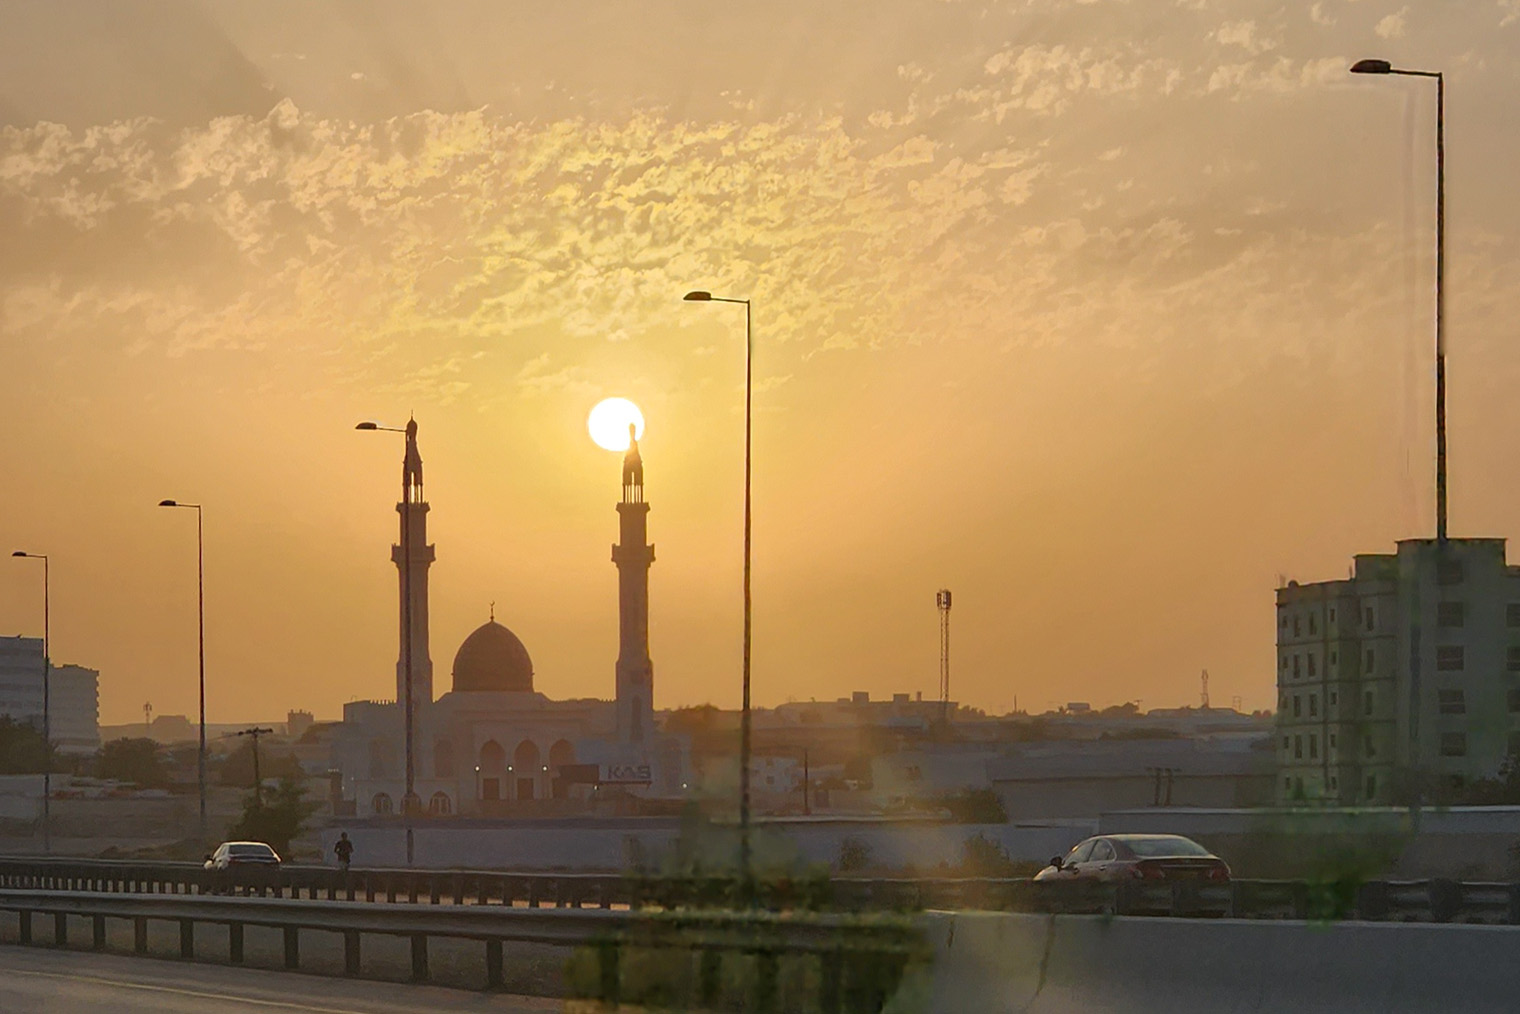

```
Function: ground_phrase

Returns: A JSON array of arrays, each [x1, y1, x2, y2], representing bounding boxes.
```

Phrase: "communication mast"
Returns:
[[1200, 670, 1210, 710], [143, 702, 153, 736], [936, 589, 952, 722]]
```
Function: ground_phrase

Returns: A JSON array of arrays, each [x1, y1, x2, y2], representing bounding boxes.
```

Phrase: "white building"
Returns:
[[1277, 538, 1520, 805], [0, 636, 99, 756], [333, 420, 687, 817]]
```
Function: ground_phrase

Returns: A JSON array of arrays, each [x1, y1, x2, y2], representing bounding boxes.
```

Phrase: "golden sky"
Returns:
[[3, 1, 1520, 724]]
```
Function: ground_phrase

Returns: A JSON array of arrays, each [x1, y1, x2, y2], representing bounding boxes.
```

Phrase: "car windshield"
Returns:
[[229, 844, 276, 857], [1122, 837, 1211, 858]]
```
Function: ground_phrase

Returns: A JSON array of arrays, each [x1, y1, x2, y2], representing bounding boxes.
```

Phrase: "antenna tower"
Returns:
[[936, 589, 952, 721], [143, 702, 153, 734], [1200, 670, 1210, 709]]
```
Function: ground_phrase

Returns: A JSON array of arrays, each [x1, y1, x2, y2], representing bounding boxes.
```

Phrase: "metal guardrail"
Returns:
[[1, 857, 1516, 923], [0, 888, 924, 1012]]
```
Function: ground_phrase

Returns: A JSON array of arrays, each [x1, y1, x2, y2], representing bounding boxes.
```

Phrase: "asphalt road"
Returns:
[[0, 945, 589, 1013]]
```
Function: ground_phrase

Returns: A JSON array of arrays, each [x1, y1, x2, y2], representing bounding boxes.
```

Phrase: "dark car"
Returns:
[[1034, 834, 1230, 885], [204, 841, 282, 870]]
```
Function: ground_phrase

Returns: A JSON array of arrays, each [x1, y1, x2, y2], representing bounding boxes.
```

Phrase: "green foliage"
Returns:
[[1098, 726, 1183, 741], [838, 835, 873, 872], [224, 776, 318, 857], [0, 716, 50, 774], [940, 788, 1007, 823], [1449, 750, 1520, 805], [95, 737, 168, 787], [217, 740, 302, 788]]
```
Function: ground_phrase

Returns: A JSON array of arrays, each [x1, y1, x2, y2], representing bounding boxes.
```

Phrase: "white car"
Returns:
[[204, 841, 281, 870]]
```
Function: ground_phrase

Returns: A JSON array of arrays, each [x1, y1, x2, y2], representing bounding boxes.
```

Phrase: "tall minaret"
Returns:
[[392, 418, 436, 708], [612, 423, 655, 743]]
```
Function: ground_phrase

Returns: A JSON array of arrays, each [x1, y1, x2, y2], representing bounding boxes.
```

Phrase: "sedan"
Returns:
[[1035, 834, 1230, 885], [204, 841, 282, 871]]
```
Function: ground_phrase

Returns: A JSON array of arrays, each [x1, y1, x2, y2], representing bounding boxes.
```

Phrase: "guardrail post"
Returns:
[[528, 879, 541, 908], [92, 915, 106, 950], [697, 949, 722, 1009], [364, 875, 375, 903], [387, 876, 398, 904], [179, 919, 194, 959], [18, 910, 30, 945], [452, 874, 464, 905], [343, 930, 361, 975], [410, 934, 429, 982], [229, 923, 244, 964], [133, 917, 147, 953], [1429, 879, 1461, 923], [54, 912, 67, 945], [486, 939, 503, 989], [756, 950, 780, 1012], [819, 951, 842, 1014], [597, 941, 620, 1008], [429, 877, 441, 905], [407, 873, 419, 905], [477, 877, 489, 906], [283, 927, 300, 969]]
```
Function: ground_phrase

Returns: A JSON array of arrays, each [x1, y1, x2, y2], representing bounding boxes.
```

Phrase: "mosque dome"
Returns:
[[451, 617, 534, 693]]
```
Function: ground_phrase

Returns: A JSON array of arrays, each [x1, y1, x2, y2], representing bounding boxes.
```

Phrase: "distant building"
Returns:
[[0, 636, 100, 756], [287, 709, 315, 741], [1276, 538, 1520, 806]]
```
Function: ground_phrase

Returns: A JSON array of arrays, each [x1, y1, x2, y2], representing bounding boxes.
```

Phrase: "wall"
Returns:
[[318, 817, 1093, 872], [915, 911, 1520, 1013]]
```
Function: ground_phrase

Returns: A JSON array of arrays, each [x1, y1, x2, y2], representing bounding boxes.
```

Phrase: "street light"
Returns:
[[10, 551, 50, 853], [1350, 58, 1446, 541], [682, 288, 755, 896], [356, 419, 419, 866], [158, 499, 208, 838]]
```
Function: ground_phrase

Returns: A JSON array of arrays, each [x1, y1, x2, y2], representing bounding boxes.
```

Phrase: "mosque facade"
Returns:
[[333, 422, 687, 817]]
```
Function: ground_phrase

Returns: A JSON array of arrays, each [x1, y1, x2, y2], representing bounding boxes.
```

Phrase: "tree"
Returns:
[[0, 717, 50, 774], [225, 776, 319, 857], [96, 737, 169, 787], [941, 788, 1008, 824], [217, 740, 302, 788]]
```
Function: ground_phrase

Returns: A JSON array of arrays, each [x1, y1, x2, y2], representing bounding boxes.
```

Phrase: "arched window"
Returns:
[[549, 739, 576, 770], [514, 740, 541, 801], [371, 792, 394, 815], [428, 791, 452, 816], [479, 740, 506, 774], [433, 739, 456, 778]]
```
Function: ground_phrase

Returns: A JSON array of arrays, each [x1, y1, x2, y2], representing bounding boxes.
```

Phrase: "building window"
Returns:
[[1440, 732, 1468, 757], [1329, 607, 1337, 623], [1330, 776, 1339, 791], [1437, 560, 1464, 586], [1365, 736, 1376, 758], [1330, 733, 1337, 749], [1508, 647, 1520, 673], [1309, 734, 1318, 760], [1437, 602, 1466, 628], [427, 791, 452, 816], [1330, 651, 1338, 666], [1294, 735, 1303, 760], [1509, 731, 1520, 757], [1329, 691, 1338, 706], [1307, 654, 1318, 678], [1284, 776, 1292, 790], [1365, 690, 1375, 716], [371, 793, 394, 815], [1293, 696, 1302, 718], [1438, 689, 1466, 715], [1282, 736, 1290, 750], [1293, 655, 1301, 679], [1309, 614, 1318, 635], [1365, 607, 1375, 631], [1294, 616, 1301, 637], [1365, 648, 1375, 674], [1366, 774, 1377, 799], [1281, 654, 1288, 672], [1309, 694, 1319, 717], [1508, 603, 1520, 628], [1436, 646, 1465, 672], [1510, 688, 1520, 714]]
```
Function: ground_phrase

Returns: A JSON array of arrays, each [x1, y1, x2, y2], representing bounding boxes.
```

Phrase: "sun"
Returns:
[[588, 397, 645, 452]]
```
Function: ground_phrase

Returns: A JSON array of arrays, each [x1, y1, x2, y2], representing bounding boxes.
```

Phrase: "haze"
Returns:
[[3, 0, 1520, 724]]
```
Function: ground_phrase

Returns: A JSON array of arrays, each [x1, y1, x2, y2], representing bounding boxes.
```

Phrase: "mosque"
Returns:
[[333, 420, 688, 817]]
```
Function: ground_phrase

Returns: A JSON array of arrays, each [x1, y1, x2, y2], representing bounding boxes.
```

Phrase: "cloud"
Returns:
[[1375, 7, 1409, 38]]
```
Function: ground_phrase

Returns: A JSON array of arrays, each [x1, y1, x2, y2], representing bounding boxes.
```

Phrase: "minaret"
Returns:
[[392, 418, 436, 708], [612, 423, 655, 743]]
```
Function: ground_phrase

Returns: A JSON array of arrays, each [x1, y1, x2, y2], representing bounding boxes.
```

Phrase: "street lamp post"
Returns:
[[1350, 58, 1446, 542], [356, 420, 417, 866], [10, 551, 50, 853], [682, 289, 755, 896], [159, 500, 208, 838]]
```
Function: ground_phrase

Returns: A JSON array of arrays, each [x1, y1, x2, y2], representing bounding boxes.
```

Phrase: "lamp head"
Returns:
[[158, 499, 178, 507], [683, 290, 713, 302], [1350, 59, 1393, 75], [355, 421, 379, 430], [10, 551, 24, 558]]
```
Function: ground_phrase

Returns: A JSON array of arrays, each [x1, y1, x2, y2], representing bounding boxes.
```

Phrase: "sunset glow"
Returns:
[[588, 398, 645, 452]]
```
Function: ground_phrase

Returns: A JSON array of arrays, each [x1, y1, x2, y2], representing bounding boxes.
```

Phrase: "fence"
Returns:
[[1, 856, 1517, 924], [0, 887, 924, 1012]]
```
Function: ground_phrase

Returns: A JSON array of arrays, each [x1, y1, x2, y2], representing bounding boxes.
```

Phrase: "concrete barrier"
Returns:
[[921, 911, 1520, 1012]]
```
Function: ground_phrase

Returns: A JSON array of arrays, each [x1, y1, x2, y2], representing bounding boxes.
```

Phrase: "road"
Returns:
[[0, 945, 589, 1013]]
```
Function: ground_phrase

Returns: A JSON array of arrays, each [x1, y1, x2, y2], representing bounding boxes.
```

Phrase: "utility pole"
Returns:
[[236, 727, 275, 808], [802, 749, 810, 816], [936, 589, 952, 725]]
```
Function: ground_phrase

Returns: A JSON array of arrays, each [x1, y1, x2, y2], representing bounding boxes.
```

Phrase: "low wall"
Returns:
[[319, 818, 1091, 872], [919, 911, 1520, 1013]]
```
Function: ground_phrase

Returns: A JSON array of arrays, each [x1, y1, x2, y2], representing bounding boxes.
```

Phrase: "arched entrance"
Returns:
[[478, 740, 506, 801], [513, 740, 540, 801]]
